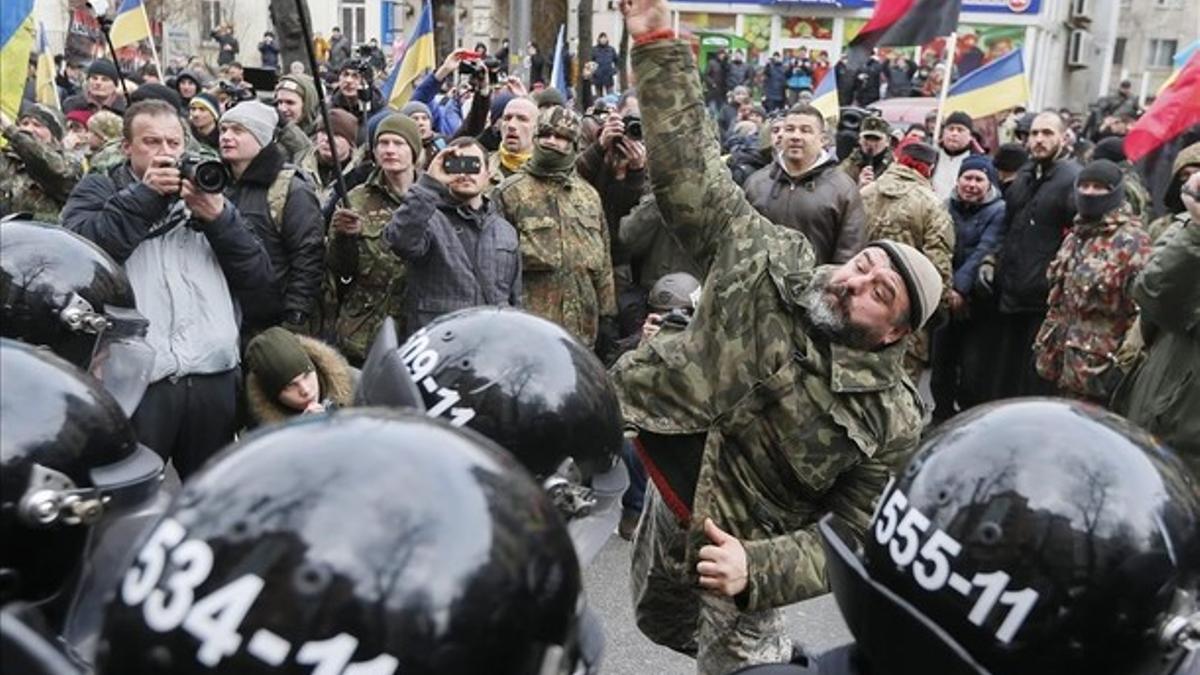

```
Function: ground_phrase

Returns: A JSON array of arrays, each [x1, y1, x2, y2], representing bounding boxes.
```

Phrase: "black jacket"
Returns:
[[385, 174, 522, 333], [576, 141, 648, 268], [225, 144, 325, 327], [996, 156, 1080, 313]]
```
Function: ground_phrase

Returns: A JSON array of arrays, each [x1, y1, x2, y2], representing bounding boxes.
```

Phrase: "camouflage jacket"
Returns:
[[0, 126, 81, 222], [1034, 207, 1150, 401], [1121, 163, 1151, 221], [859, 163, 955, 369], [276, 121, 320, 180], [494, 170, 616, 347], [838, 146, 891, 186], [613, 40, 923, 613], [325, 168, 408, 364]]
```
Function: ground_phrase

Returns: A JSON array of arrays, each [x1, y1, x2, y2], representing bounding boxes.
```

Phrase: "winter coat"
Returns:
[[619, 192, 704, 290], [614, 39, 923, 612], [576, 140, 648, 268], [762, 61, 789, 101], [225, 144, 326, 329], [996, 155, 1081, 313], [244, 335, 355, 427], [386, 174, 522, 334], [1034, 207, 1150, 402], [704, 57, 727, 102], [413, 73, 465, 137], [62, 163, 273, 382], [258, 39, 280, 70], [743, 155, 867, 265], [930, 146, 976, 200], [725, 60, 752, 91], [884, 61, 914, 97], [592, 43, 619, 83], [1113, 218, 1200, 475], [947, 184, 1006, 295]]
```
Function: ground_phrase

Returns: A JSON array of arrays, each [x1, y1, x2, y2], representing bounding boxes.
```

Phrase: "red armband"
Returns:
[[632, 29, 676, 47]]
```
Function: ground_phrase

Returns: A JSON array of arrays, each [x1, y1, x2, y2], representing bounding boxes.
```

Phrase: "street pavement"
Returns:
[[583, 534, 852, 675]]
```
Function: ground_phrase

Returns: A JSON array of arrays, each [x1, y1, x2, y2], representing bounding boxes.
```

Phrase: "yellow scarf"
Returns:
[[498, 146, 531, 174]]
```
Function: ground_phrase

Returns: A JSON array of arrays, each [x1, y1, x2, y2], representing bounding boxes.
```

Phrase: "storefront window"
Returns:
[[678, 12, 737, 34]]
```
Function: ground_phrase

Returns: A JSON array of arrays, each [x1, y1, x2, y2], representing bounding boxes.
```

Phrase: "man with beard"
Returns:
[[930, 110, 978, 199], [612, 0, 941, 670], [978, 111, 1080, 399], [488, 96, 538, 185], [273, 74, 320, 177], [744, 103, 866, 265], [838, 115, 892, 187], [495, 105, 616, 350], [0, 104, 82, 221]]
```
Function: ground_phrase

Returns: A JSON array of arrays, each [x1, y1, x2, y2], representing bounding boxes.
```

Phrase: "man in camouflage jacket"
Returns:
[[324, 114, 422, 364], [1034, 159, 1150, 403], [612, 6, 938, 670], [838, 114, 892, 187], [859, 139, 955, 375], [494, 105, 617, 349], [0, 106, 82, 222]]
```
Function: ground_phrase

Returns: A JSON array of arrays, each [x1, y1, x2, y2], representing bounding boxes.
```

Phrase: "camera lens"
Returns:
[[193, 160, 229, 193]]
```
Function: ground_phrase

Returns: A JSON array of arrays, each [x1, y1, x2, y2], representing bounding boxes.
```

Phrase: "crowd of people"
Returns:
[[1, 0, 1198, 672]]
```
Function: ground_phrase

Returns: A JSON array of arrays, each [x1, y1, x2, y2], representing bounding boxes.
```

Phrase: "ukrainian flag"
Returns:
[[36, 22, 59, 109], [110, 0, 151, 50], [383, 0, 435, 109], [1, 0, 36, 122], [811, 68, 839, 123], [943, 48, 1028, 120]]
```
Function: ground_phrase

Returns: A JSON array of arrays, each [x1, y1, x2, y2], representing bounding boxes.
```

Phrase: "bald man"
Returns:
[[970, 111, 1081, 400]]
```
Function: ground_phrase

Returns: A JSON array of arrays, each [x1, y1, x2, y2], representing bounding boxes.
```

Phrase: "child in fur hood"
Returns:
[[244, 327, 354, 427]]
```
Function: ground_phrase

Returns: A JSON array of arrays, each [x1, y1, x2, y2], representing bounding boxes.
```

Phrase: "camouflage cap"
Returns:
[[537, 105, 581, 146], [18, 102, 65, 142], [859, 115, 890, 139]]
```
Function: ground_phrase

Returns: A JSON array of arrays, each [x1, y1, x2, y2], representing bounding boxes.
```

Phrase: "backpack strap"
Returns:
[[266, 165, 299, 231]]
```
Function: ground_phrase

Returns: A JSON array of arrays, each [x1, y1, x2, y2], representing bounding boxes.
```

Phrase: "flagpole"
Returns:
[[932, 31, 957, 141], [143, 9, 163, 78]]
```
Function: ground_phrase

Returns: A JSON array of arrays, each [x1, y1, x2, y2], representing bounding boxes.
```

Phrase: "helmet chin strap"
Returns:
[[17, 464, 107, 527]]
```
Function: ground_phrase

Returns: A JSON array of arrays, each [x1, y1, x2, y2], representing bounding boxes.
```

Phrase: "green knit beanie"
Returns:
[[375, 112, 423, 161], [245, 327, 315, 396]]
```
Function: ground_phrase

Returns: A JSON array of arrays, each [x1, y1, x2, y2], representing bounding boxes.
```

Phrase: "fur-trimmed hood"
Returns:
[[245, 335, 355, 427]]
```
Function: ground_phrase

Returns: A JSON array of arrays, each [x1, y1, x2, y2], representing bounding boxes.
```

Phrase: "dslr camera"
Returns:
[[176, 154, 229, 193], [622, 115, 643, 141]]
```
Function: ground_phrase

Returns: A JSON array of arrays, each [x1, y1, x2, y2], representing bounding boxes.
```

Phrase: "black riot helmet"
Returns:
[[0, 339, 163, 609], [355, 310, 627, 562], [0, 219, 154, 415], [95, 409, 589, 675], [820, 398, 1200, 675]]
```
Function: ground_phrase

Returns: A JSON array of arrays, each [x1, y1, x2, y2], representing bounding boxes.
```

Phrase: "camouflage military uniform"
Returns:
[[1146, 141, 1200, 243], [859, 162, 955, 374], [324, 168, 408, 364], [88, 125, 219, 175], [1034, 206, 1151, 402], [837, 116, 892, 185], [494, 147, 616, 347], [487, 150, 527, 188], [615, 39, 923, 674], [0, 126, 81, 222]]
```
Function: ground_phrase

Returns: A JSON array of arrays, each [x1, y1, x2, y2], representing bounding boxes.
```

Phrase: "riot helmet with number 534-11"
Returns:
[[95, 409, 593, 675], [355, 309, 628, 564], [819, 398, 1200, 675]]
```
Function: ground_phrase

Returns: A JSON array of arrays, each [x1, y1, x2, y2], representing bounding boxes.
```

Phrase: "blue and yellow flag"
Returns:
[[110, 0, 151, 49], [383, 0, 435, 109], [943, 48, 1029, 120], [811, 68, 839, 122], [1, 0, 36, 122], [36, 22, 59, 109]]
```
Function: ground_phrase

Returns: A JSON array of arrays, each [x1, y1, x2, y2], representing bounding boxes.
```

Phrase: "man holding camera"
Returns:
[[384, 137, 522, 333], [329, 60, 383, 124], [495, 105, 617, 351], [219, 101, 325, 339], [62, 99, 273, 478]]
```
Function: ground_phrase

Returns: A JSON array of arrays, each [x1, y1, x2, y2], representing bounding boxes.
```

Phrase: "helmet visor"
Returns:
[[87, 306, 153, 416], [818, 514, 991, 675]]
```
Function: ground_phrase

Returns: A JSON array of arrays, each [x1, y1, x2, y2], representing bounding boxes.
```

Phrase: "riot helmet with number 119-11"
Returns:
[[819, 398, 1200, 675]]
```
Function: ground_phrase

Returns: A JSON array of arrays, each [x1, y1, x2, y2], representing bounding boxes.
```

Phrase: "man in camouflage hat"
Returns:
[[495, 105, 617, 350], [611, 0, 941, 670], [859, 138, 955, 377], [0, 104, 82, 222], [838, 114, 892, 187], [323, 113, 421, 363], [273, 73, 321, 177]]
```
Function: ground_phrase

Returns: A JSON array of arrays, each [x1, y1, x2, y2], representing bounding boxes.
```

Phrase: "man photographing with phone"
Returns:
[[384, 138, 522, 334]]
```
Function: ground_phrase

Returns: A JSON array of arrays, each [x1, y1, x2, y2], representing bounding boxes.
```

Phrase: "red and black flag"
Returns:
[[849, 0, 962, 65]]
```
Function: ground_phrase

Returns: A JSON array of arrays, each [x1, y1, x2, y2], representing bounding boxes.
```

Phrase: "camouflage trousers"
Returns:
[[630, 485, 792, 675]]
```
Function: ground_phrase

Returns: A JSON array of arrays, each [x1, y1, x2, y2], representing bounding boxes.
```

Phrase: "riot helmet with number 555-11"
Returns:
[[819, 398, 1200, 675], [95, 409, 593, 675], [355, 309, 627, 564]]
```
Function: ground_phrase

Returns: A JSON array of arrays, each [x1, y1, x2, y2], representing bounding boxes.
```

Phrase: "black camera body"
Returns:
[[622, 115, 643, 141], [177, 155, 229, 193], [444, 155, 482, 175]]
